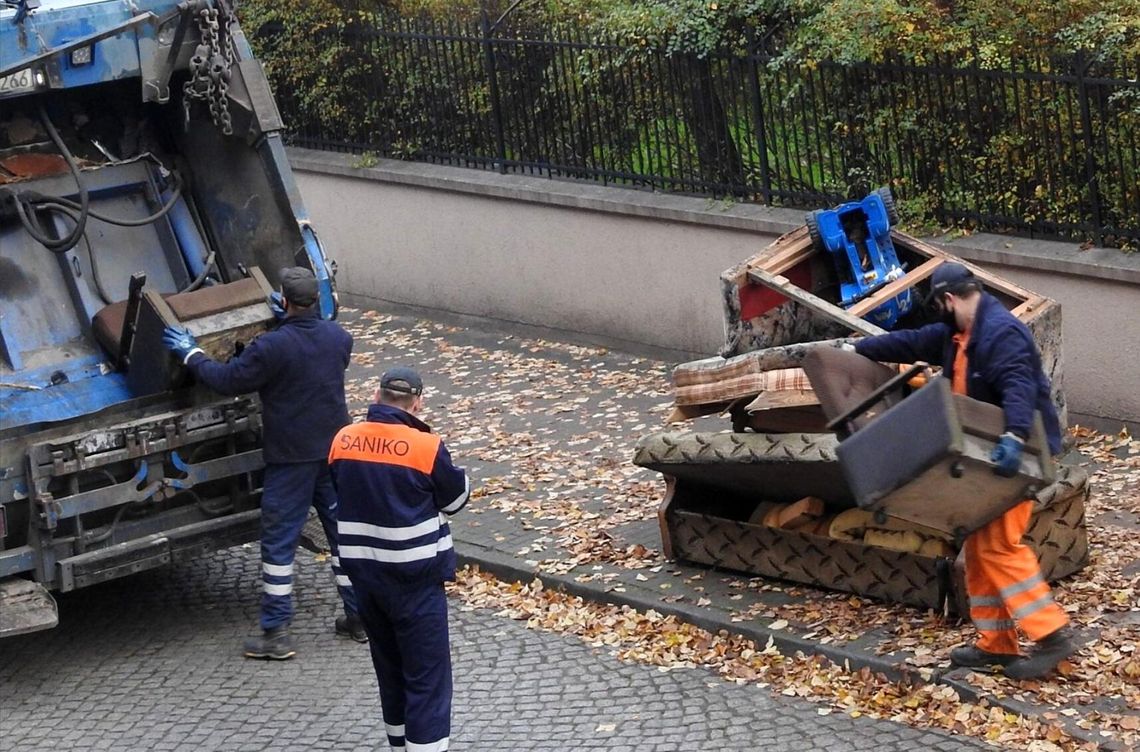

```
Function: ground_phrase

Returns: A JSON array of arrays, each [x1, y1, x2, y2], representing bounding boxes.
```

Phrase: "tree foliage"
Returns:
[[239, 0, 1140, 246]]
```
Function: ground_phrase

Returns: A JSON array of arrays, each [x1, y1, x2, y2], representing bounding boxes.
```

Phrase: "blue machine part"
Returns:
[[166, 192, 210, 279], [1, 372, 133, 431], [0, 0, 185, 96], [0, 159, 199, 433], [1, 0, 341, 439], [806, 189, 913, 329], [300, 221, 337, 320]]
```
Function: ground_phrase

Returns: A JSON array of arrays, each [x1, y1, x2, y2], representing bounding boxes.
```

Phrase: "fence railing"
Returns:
[[271, 14, 1140, 246]]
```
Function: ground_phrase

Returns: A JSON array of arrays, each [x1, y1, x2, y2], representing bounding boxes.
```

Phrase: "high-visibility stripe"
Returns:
[[263, 582, 292, 596], [385, 723, 405, 738], [340, 535, 453, 564], [969, 595, 1004, 609], [406, 739, 449, 752], [335, 575, 352, 587], [263, 562, 293, 577], [440, 477, 470, 514], [1000, 573, 1044, 600], [331, 556, 340, 568], [1011, 592, 1055, 619], [974, 618, 1016, 632], [340, 517, 441, 542], [329, 423, 440, 474]]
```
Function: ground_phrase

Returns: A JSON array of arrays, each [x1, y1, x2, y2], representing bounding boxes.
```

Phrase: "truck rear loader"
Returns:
[[0, 0, 336, 637]]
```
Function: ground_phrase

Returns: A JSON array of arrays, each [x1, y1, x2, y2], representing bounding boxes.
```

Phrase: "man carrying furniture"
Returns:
[[850, 262, 1075, 680], [329, 367, 469, 752], [162, 267, 365, 659]]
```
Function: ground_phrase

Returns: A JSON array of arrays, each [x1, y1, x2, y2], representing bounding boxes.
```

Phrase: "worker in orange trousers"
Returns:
[[853, 263, 1075, 680]]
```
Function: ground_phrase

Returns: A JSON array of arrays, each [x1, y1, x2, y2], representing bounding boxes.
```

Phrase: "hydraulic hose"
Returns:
[[11, 106, 90, 253], [38, 200, 211, 298], [10, 146, 183, 251], [182, 251, 217, 292], [36, 164, 184, 227]]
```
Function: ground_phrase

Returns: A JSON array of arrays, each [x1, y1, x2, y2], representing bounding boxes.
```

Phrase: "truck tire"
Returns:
[[804, 210, 823, 251], [876, 186, 900, 226]]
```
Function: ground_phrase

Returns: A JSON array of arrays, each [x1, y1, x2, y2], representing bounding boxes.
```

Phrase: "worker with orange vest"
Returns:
[[853, 263, 1075, 680], [329, 367, 469, 752]]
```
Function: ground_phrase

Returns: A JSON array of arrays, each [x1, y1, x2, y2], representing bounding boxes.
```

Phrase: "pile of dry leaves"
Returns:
[[450, 567, 1094, 751]]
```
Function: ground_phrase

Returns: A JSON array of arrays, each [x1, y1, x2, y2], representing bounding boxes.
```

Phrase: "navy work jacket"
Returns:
[[328, 404, 469, 592], [187, 310, 353, 464], [854, 293, 1062, 455]]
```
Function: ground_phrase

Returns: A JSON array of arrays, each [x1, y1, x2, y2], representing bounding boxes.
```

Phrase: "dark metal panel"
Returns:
[[176, 125, 303, 286]]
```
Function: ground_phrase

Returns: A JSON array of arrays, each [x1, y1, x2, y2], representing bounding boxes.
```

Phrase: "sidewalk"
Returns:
[[339, 307, 1140, 750]]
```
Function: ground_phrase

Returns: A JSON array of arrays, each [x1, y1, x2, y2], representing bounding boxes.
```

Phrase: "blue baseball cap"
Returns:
[[924, 262, 979, 306]]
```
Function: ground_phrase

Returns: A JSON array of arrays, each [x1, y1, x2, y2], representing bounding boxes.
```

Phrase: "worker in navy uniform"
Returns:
[[851, 263, 1074, 680], [329, 367, 469, 752], [161, 267, 365, 659]]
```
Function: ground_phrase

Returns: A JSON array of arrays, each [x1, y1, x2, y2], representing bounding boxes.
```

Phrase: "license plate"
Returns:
[[0, 68, 37, 97]]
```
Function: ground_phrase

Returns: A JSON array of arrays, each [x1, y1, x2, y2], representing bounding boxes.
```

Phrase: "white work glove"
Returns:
[[840, 342, 857, 353]]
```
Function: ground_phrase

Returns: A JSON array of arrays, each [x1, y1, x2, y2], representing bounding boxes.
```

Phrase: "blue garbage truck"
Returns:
[[0, 0, 336, 636]]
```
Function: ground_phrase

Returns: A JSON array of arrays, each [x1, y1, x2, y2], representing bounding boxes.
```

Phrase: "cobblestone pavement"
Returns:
[[330, 309, 1139, 747], [0, 547, 988, 752]]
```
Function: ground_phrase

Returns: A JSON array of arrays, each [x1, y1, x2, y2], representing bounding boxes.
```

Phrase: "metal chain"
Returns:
[[183, 4, 235, 135]]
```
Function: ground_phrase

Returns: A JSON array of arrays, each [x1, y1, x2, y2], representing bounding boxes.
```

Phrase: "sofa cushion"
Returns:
[[802, 346, 899, 430]]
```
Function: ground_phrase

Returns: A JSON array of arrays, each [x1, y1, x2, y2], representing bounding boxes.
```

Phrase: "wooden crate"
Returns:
[[718, 228, 1067, 429]]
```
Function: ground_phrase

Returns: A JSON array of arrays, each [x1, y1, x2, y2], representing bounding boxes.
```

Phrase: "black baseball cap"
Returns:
[[924, 262, 979, 306], [279, 267, 319, 307], [381, 367, 423, 395]]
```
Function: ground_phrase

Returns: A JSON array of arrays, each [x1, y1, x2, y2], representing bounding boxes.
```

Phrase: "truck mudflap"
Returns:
[[0, 578, 58, 638], [55, 509, 261, 591]]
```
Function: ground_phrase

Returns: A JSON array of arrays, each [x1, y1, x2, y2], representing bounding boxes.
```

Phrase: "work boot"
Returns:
[[949, 644, 1019, 672], [242, 627, 296, 660], [335, 613, 368, 643], [1004, 627, 1076, 680]]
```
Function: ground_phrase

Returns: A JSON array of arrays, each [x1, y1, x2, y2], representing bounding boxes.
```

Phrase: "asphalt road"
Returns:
[[0, 546, 990, 752]]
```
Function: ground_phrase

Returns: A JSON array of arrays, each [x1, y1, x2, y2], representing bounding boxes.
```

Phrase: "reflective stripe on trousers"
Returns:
[[358, 582, 451, 752], [260, 462, 359, 630], [965, 499, 1068, 654]]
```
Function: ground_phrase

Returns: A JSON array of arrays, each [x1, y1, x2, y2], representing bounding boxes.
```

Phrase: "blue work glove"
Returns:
[[268, 291, 287, 320], [990, 432, 1025, 477], [162, 325, 204, 365]]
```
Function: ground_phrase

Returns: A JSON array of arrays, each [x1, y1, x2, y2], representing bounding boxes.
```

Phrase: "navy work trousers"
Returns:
[[358, 581, 452, 752], [260, 461, 357, 630]]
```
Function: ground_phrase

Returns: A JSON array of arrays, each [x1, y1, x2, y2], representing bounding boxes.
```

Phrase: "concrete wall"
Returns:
[[298, 171, 772, 357], [289, 150, 1140, 430]]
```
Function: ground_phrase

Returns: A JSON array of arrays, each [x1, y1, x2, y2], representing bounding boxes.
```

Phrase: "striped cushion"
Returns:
[[674, 366, 812, 407]]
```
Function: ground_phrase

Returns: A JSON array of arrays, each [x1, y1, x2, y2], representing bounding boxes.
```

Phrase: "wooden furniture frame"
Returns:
[[720, 227, 1067, 428]]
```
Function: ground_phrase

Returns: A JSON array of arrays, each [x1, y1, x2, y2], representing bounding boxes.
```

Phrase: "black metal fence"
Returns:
[[273, 14, 1140, 246]]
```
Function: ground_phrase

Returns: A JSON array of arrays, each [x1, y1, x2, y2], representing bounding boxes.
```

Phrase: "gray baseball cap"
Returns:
[[279, 267, 319, 307], [381, 367, 423, 395]]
